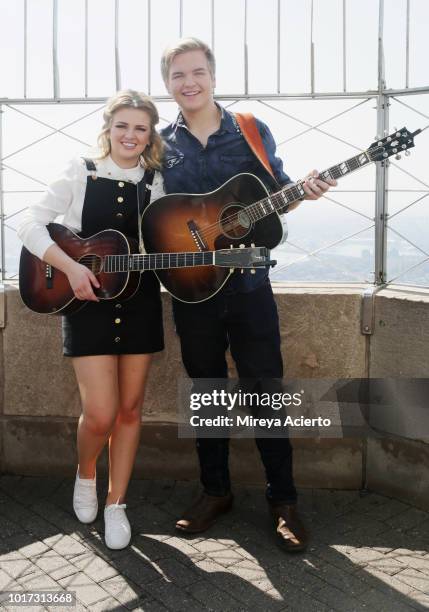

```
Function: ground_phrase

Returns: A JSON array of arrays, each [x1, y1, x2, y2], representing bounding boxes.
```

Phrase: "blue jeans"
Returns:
[[173, 281, 297, 505]]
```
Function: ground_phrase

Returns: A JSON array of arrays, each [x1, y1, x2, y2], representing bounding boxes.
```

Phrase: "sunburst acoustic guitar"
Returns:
[[141, 127, 420, 303], [19, 223, 274, 314]]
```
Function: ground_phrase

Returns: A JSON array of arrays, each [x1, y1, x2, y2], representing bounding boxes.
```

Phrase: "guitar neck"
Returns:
[[249, 148, 373, 220], [104, 251, 214, 273]]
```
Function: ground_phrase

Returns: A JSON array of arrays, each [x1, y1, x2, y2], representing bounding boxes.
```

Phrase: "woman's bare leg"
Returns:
[[106, 354, 152, 505], [72, 355, 119, 479]]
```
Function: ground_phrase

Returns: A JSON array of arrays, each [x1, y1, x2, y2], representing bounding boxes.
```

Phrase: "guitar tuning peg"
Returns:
[[251, 242, 255, 247], [395, 154, 401, 160], [230, 268, 234, 273], [241, 269, 244, 274], [239, 243, 245, 249], [250, 269, 256, 275], [230, 244, 233, 249], [405, 150, 411, 156]]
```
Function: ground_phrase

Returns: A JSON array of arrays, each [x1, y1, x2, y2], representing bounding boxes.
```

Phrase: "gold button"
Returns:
[[116, 212, 123, 218], [117, 196, 124, 203], [115, 336, 121, 342], [115, 318, 121, 324], [118, 181, 125, 187]]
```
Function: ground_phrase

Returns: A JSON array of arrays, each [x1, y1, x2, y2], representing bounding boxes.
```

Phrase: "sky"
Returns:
[[0, 0, 428, 283]]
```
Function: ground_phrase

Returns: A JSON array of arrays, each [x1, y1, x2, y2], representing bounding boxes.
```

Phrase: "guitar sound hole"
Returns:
[[219, 203, 252, 239], [80, 254, 102, 275]]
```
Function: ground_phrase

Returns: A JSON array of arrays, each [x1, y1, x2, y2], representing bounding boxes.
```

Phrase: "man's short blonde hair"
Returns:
[[161, 37, 216, 84]]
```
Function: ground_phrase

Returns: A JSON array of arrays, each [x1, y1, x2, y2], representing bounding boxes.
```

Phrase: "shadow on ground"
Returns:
[[0, 476, 428, 611]]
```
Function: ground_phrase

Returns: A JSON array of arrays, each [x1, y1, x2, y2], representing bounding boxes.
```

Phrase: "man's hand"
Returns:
[[302, 169, 337, 200]]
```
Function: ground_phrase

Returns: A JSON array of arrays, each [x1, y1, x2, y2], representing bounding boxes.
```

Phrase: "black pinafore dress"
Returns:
[[62, 160, 164, 357]]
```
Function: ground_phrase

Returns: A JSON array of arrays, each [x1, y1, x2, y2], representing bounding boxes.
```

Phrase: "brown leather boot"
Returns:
[[176, 492, 233, 533], [270, 504, 308, 553]]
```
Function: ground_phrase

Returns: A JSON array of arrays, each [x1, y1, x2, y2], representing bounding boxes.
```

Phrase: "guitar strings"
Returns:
[[54, 139, 410, 269], [192, 141, 404, 243], [63, 250, 227, 271]]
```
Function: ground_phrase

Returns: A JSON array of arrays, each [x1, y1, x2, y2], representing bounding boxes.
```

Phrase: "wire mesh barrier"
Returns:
[[1, 0, 428, 287]]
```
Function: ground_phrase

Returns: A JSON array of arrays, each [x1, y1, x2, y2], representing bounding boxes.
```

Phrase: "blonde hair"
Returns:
[[97, 89, 164, 170], [161, 37, 216, 84]]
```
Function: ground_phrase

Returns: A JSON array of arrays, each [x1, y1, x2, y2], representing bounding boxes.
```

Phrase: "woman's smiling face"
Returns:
[[108, 107, 152, 168]]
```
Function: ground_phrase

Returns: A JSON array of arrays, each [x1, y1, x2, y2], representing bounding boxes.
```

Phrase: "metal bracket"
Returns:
[[361, 285, 386, 335], [361, 287, 375, 335]]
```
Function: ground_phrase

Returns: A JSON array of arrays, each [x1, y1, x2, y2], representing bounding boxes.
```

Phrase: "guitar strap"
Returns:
[[137, 168, 155, 254], [234, 112, 280, 187]]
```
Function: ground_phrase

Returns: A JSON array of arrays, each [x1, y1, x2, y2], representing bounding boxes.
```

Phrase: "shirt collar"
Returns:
[[102, 155, 145, 182], [172, 103, 239, 135]]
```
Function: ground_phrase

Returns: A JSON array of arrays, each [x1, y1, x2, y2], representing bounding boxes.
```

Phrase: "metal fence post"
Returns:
[[0, 103, 5, 282], [374, 93, 389, 284], [374, 0, 389, 285]]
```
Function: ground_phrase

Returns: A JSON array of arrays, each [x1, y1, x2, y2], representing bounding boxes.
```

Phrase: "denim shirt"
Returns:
[[160, 104, 292, 293]]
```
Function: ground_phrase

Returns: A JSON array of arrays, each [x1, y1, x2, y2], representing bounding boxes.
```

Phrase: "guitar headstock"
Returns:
[[214, 246, 276, 269], [368, 127, 421, 162]]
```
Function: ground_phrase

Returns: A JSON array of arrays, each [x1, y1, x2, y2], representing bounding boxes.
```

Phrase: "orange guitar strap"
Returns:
[[234, 112, 279, 186]]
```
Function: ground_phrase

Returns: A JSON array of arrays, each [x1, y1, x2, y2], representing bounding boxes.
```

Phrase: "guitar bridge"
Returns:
[[45, 264, 54, 289], [187, 220, 208, 251]]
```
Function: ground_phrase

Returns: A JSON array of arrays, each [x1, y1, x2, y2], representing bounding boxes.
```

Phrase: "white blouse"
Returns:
[[17, 155, 165, 260]]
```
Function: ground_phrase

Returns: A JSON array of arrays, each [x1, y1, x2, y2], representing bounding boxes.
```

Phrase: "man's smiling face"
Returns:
[[166, 49, 215, 114]]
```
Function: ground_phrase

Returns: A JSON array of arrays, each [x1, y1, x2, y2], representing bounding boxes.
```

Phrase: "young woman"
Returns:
[[18, 90, 165, 549]]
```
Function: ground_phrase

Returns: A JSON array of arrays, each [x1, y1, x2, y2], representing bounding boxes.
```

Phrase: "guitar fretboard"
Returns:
[[245, 149, 373, 223], [104, 251, 214, 273]]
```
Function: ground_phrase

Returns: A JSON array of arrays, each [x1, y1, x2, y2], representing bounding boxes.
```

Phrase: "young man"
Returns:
[[160, 38, 336, 552]]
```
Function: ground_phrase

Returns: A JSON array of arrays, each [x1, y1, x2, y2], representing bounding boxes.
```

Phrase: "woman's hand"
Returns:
[[67, 262, 100, 302]]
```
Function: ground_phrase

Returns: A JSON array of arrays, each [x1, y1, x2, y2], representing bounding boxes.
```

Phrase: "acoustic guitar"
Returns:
[[141, 127, 420, 303], [19, 223, 274, 314]]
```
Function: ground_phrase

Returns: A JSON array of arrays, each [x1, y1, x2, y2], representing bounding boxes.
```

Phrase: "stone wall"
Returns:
[[1, 284, 428, 509]]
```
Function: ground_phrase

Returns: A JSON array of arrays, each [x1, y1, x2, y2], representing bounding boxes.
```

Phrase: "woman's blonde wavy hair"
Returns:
[[97, 90, 164, 170]]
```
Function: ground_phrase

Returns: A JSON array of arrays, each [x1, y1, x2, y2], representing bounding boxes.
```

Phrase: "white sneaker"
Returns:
[[104, 503, 131, 550], [73, 471, 98, 523]]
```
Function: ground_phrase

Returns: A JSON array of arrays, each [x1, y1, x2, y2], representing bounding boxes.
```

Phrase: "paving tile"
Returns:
[[1, 558, 38, 580], [391, 553, 429, 576], [152, 557, 200, 587], [99, 574, 143, 609], [112, 552, 160, 585], [71, 551, 118, 582], [366, 555, 408, 576], [186, 579, 245, 611], [394, 568, 429, 594], [363, 565, 416, 596], [50, 534, 88, 558], [206, 546, 246, 567], [142, 577, 202, 611], [311, 584, 368, 611], [385, 507, 429, 532], [59, 571, 111, 606], [34, 549, 80, 580], [16, 569, 59, 590], [358, 585, 423, 612], [0, 568, 17, 590], [408, 589, 429, 610]]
